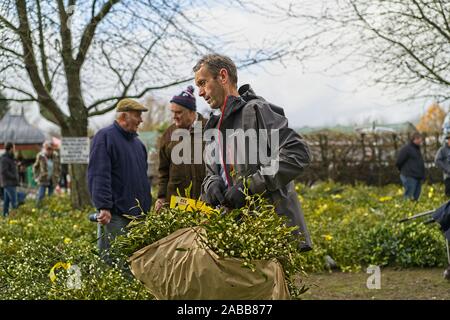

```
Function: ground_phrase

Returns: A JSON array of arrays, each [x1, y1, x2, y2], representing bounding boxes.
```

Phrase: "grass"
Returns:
[[302, 268, 450, 300]]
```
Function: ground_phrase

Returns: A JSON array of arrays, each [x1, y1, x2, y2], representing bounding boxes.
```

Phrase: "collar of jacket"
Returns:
[[1, 152, 14, 160], [114, 121, 138, 140], [189, 112, 205, 131], [238, 83, 260, 101], [410, 141, 421, 150], [204, 95, 246, 130]]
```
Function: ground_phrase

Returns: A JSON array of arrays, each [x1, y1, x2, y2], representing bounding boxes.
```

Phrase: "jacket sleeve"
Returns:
[[87, 132, 113, 210], [246, 102, 311, 194], [435, 147, 450, 173], [0, 158, 16, 183], [395, 145, 409, 171], [32, 156, 39, 180], [53, 152, 61, 183], [201, 138, 223, 201], [157, 135, 170, 199]]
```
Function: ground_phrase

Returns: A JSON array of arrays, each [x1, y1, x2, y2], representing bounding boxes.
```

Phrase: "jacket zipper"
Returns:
[[217, 96, 232, 189]]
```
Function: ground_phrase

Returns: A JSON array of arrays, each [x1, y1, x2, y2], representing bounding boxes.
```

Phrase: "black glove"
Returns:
[[204, 179, 226, 207], [224, 180, 247, 209]]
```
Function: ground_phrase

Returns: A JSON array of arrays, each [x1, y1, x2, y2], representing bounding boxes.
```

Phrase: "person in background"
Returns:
[[155, 85, 207, 212], [58, 163, 69, 193], [0, 142, 19, 217], [88, 98, 152, 261], [33, 141, 61, 205], [16, 153, 27, 186], [395, 132, 425, 201], [435, 134, 450, 197]]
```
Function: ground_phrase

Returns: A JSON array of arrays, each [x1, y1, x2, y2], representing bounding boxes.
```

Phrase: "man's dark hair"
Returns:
[[193, 54, 238, 85], [411, 132, 422, 142], [5, 142, 13, 151]]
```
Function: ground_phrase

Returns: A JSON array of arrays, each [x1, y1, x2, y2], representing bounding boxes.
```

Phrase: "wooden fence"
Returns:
[[299, 131, 445, 185]]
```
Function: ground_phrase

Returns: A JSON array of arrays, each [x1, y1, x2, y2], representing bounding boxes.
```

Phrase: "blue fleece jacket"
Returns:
[[88, 121, 151, 216]]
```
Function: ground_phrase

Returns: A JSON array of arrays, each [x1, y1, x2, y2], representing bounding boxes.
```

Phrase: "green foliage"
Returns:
[[0, 196, 151, 300], [298, 182, 448, 272], [113, 192, 308, 298], [1, 182, 448, 299]]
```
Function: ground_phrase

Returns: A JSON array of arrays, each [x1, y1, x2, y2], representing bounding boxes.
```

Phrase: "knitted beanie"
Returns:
[[170, 85, 196, 111]]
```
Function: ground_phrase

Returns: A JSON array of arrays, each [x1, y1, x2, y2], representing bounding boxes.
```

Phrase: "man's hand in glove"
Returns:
[[224, 180, 248, 209], [205, 179, 226, 207]]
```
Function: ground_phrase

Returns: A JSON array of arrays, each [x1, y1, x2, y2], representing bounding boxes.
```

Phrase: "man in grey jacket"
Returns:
[[193, 54, 312, 251], [435, 135, 450, 197]]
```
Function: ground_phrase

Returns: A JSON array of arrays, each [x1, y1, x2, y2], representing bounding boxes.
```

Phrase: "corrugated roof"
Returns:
[[0, 110, 46, 145]]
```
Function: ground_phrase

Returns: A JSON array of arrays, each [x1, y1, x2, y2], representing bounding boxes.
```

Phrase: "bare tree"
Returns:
[[0, 0, 296, 208], [140, 96, 171, 132], [0, 89, 9, 119], [278, 0, 450, 103]]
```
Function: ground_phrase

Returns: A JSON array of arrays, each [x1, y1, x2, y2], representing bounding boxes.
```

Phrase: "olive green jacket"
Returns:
[[33, 151, 61, 186], [157, 113, 207, 201]]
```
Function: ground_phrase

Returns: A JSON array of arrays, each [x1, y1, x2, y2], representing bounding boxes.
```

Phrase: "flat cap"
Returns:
[[116, 98, 148, 112]]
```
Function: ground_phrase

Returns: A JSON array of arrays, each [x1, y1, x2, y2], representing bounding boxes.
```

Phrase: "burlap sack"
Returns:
[[129, 227, 290, 300]]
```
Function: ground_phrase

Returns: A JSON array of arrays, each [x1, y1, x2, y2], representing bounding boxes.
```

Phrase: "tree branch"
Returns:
[[16, 0, 67, 128], [75, 0, 120, 66], [35, 0, 52, 91], [350, 1, 450, 87], [0, 14, 19, 33], [87, 78, 193, 116]]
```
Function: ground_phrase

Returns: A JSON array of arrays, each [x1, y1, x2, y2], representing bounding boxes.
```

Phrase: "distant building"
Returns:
[[354, 122, 417, 134], [0, 109, 45, 151]]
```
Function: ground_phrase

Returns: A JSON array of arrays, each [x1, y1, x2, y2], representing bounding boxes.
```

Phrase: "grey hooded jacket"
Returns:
[[435, 144, 450, 180], [201, 84, 313, 250]]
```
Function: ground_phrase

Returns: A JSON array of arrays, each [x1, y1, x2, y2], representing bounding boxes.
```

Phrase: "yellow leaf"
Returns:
[[49, 262, 71, 283]]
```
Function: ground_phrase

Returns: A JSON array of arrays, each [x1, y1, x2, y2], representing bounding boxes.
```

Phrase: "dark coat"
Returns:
[[201, 84, 313, 250], [88, 121, 152, 216], [435, 145, 450, 180], [396, 142, 425, 179], [432, 201, 450, 241], [157, 113, 207, 201], [0, 152, 19, 187]]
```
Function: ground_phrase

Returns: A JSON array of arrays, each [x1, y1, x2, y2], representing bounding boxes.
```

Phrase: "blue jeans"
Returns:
[[37, 184, 54, 204], [400, 174, 422, 201], [3, 186, 18, 217]]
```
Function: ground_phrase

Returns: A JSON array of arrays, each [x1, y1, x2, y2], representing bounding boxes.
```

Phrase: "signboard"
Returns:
[[60, 137, 90, 164]]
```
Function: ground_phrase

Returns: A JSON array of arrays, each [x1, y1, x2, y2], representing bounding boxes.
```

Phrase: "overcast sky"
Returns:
[[8, 1, 444, 133], [145, 2, 438, 129]]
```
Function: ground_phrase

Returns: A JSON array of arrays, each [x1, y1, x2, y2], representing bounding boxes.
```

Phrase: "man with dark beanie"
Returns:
[[0, 142, 19, 217], [155, 85, 207, 212]]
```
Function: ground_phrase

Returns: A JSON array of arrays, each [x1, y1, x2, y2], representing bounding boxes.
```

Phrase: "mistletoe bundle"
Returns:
[[112, 193, 308, 298]]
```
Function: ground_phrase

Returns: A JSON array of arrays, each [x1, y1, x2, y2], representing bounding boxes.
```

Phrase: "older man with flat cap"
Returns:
[[88, 98, 151, 262]]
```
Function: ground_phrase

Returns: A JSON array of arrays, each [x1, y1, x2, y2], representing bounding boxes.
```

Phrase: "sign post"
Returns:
[[60, 137, 90, 164]]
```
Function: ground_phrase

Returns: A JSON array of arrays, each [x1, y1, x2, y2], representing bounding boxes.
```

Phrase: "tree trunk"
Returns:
[[62, 117, 91, 209], [69, 163, 90, 209]]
